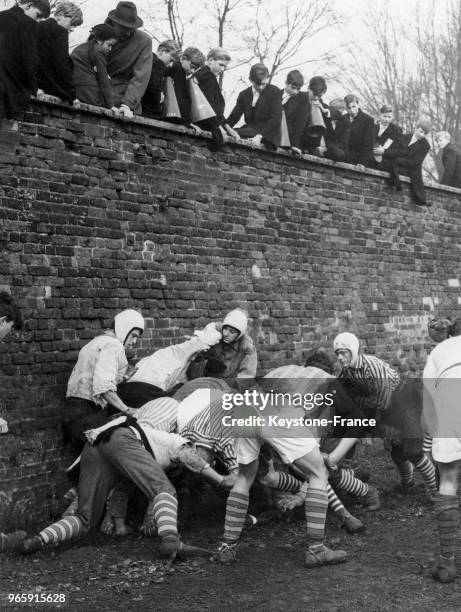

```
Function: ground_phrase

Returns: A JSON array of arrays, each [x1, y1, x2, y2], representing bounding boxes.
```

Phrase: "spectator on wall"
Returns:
[[163, 47, 206, 126], [0, 0, 50, 122], [435, 131, 461, 189], [37, 2, 83, 104], [194, 48, 240, 143], [301, 76, 331, 156], [141, 40, 181, 120], [337, 94, 374, 168], [322, 97, 350, 162], [105, 1, 152, 118], [385, 117, 432, 206], [226, 63, 282, 151], [279, 69, 309, 154], [371, 105, 404, 169], [71, 24, 119, 108]]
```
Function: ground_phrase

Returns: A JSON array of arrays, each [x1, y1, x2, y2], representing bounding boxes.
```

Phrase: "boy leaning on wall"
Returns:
[[0, 291, 26, 552]]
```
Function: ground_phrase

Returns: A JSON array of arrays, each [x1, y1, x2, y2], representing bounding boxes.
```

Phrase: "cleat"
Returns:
[[362, 486, 381, 511], [0, 531, 27, 552], [159, 537, 212, 566], [19, 536, 44, 555], [338, 510, 365, 534], [432, 555, 457, 583], [400, 480, 416, 493], [304, 543, 348, 568], [100, 513, 115, 535], [218, 541, 239, 565]]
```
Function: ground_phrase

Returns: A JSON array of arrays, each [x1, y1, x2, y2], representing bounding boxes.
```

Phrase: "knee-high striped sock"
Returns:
[[39, 516, 83, 545], [223, 492, 249, 543], [327, 484, 345, 514], [274, 472, 302, 493], [414, 455, 437, 490], [337, 468, 369, 498], [434, 494, 459, 558], [422, 433, 433, 454], [398, 460, 414, 486], [153, 492, 178, 540], [305, 487, 328, 544]]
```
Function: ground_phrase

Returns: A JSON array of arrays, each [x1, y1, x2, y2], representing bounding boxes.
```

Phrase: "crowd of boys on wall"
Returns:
[[1, 1, 461, 207]]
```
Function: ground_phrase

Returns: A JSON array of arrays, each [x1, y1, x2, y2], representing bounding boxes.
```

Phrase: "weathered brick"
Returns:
[[0, 98, 460, 530]]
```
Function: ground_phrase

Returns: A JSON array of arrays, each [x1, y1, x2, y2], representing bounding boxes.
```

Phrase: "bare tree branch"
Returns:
[[242, 0, 338, 82]]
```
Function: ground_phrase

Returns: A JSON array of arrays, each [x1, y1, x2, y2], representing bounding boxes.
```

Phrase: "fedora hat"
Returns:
[[108, 2, 143, 29]]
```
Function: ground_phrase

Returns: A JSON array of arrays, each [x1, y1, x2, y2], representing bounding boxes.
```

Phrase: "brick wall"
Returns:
[[1, 98, 460, 530]]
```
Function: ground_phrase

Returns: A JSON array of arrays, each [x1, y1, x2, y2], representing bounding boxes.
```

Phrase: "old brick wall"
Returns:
[[0, 99, 460, 530]]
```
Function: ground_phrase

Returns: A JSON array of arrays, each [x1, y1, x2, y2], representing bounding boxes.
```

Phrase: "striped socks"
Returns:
[[434, 494, 459, 558], [305, 487, 328, 544], [39, 516, 84, 545], [274, 472, 302, 494], [337, 468, 369, 498], [413, 455, 437, 491], [398, 460, 414, 487], [327, 484, 345, 514], [153, 492, 178, 540], [223, 492, 249, 543], [422, 433, 433, 454]]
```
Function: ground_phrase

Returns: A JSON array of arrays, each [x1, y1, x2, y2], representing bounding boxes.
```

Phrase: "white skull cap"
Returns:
[[114, 309, 145, 345], [222, 309, 248, 338], [333, 332, 360, 365]]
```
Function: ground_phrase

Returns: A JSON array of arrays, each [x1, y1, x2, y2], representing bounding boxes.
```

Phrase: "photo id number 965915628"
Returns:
[[4, 593, 67, 605]]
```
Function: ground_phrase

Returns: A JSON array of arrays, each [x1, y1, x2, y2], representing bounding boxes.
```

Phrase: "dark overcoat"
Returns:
[[0, 5, 39, 120]]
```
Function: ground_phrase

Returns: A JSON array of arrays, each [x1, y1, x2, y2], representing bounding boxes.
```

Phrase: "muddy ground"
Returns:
[[1, 446, 460, 612]]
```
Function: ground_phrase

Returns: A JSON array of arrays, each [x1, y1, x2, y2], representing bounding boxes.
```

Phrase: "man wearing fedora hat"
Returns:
[[105, 1, 152, 118]]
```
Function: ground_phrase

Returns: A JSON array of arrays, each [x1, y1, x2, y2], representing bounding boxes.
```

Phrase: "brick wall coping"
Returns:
[[31, 93, 461, 198]]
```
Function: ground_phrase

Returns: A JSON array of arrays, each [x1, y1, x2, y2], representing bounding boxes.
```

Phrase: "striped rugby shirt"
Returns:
[[338, 353, 401, 415], [178, 389, 238, 472]]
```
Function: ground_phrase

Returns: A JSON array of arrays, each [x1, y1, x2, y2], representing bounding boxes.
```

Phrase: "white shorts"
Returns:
[[432, 437, 461, 464], [235, 435, 318, 465], [424, 377, 461, 463]]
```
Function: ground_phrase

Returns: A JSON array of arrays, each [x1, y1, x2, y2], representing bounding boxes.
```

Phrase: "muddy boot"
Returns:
[[159, 536, 212, 565], [362, 486, 381, 511], [19, 536, 44, 555], [432, 555, 457, 583], [100, 512, 115, 535], [218, 541, 239, 565], [304, 543, 348, 568], [337, 509, 365, 534], [400, 479, 416, 493], [0, 531, 26, 552]]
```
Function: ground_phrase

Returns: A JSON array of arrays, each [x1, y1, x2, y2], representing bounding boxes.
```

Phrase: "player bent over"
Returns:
[[423, 317, 461, 583]]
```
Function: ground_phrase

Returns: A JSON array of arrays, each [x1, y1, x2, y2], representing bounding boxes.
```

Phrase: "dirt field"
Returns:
[[1, 447, 460, 612]]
